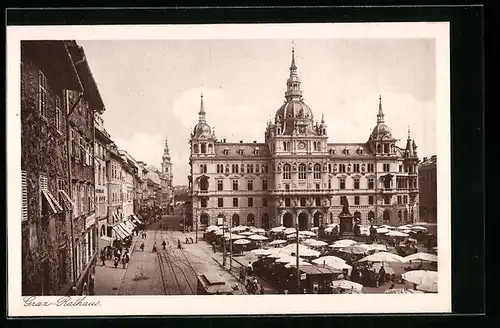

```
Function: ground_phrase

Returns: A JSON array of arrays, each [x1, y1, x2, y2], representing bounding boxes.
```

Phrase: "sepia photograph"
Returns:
[[7, 22, 451, 316]]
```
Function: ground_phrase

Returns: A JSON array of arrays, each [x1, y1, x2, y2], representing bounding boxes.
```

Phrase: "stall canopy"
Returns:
[[124, 220, 136, 231], [120, 221, 134, 236], [112, 225, 128, 239], [131, 214, 143, 225]]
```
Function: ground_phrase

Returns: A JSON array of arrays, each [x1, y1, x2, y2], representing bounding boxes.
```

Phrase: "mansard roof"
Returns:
[[214, 142, 270, 157]]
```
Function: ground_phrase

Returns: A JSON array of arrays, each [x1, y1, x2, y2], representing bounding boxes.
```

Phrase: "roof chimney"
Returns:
[[423, 157, 427, 161], [240, 140, 243, 143], [253, 140, 257, 143]]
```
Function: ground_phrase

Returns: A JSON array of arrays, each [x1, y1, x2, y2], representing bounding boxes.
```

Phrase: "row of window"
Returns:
[[200, 197, 268, 208], [219, 179, 268, 191], [212, 163, 270, 174]]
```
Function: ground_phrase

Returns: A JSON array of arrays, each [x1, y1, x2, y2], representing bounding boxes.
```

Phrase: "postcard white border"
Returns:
[[7, 22, 451, 316]]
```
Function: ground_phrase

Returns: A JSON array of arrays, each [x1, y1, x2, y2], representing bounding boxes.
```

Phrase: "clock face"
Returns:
[[298, 141, 306, 150]]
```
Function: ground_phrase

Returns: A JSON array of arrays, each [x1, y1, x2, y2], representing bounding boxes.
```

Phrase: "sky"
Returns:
[[76, 38, 437, 186]]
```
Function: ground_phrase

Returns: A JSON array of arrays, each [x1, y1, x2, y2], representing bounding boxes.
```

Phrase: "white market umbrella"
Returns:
[[206, 225, 219, 232], [269, 239, 287, 246], [214, 230, 224, 236], [329, 239, 357, 248], [367, 243, 388, 252], [251, 248, 272, 256], [289, 260, 313, 267], [303, 238, 317, 245], [299, 231, 316, 237], [284, 227, 297, 235], [327, 223, 339, 228], [380, 225, 396, 230], [324, 227, 334, 233], [231, 225, 248, 232], [286, 233, 298, 239], [275, 255, 296, 263], [282, 243, 320, 258], [330, 280, 363, 292], [310, 227, 319, 231], [376, 228, 390, 234], [250, 227, 266, 234], [417, 275, 438, 293], [401, 270, 438, 287], [341, 244, 371, 255], [312, 256, 346, 266], [405, 252, 438, 263], [359, 252, 407, 263], [233, 239, 251, 245], [267, 248, 285, 259], [224, 234, 246, 240], [248, 234, 268, 241], [386, 231, 410, 238], [411, 226, 428, 232], [397, 225, 412, 230], [239, 231, 254, 236], [402, 230, 413, 234], [270, 226, 286, 233], [308, 240, 328, 247]]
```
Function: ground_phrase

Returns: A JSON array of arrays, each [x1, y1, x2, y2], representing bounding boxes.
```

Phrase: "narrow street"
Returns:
[[95, 214, 247, 295]]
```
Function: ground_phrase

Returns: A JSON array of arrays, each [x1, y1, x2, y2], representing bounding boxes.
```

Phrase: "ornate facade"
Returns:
[[189, 49, 420, 231]]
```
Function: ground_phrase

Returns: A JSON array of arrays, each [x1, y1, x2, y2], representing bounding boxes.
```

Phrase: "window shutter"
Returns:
[[22, 171, 28, 221], [40, 175, 48, 191]]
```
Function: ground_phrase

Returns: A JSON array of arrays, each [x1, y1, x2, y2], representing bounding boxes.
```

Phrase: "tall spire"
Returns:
[[290, 46, 297, 71], [285, 45, 303, 101], [321, 113, 325, 123], [377, 94, 385, 123], [198, 93, 206, 123], [407, 125, 411, 139]]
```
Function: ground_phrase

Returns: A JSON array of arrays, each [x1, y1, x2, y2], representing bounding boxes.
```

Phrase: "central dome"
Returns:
[[371, 123, 392, 139], [275, 99, 313, 122]]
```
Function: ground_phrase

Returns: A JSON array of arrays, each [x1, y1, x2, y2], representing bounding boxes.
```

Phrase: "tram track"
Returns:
[[156, 230, 196, 295]]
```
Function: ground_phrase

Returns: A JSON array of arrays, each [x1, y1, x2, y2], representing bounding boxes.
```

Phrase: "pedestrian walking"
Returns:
[[260, 285, 265, 295], [113, 256, 119, 268], [100, 252, 106, 266], [152, 242, 157, 252], [122, 256, 127, 269], [140, 243, 145, 251], [162, 240, 166, 250], [212, 242, 216, 253]]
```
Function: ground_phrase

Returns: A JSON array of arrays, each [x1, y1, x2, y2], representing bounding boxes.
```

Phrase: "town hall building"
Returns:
[[188, 49, 420, 231]]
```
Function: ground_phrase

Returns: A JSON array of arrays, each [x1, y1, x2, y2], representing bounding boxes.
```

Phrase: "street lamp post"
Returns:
[[296, 222, 300, 294], [222, 218, 227, 267], [229, 215, 233, 270]]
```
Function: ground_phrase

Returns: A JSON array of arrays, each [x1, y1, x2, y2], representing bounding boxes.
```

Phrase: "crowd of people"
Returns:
[[100, 245, 130, 269]]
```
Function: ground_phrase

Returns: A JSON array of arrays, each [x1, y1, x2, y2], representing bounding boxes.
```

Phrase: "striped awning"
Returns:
[[131, 214, 143, 225], [112, 225, 128, 239], [124, 220, 136, 231], [120, 222, 134, 235]]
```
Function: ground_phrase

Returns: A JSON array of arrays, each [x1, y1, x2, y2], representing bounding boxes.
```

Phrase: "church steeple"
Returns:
[[198, 93, 206, 123], [377, 94, 385, 123], [285, 46, 303, 101]]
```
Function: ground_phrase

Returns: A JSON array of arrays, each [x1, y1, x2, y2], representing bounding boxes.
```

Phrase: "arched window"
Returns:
[[339, 164, 346, 173], [383, 209, 390, 222], [328, 164, 332, 173], [193, 144, 199, 153], [255, 164, 260, 173], [208, 144, 213, 153], [377, 144, 382, 153], [313, 142, 318, 151], [313, 163, 322, 179], [384, 144, 389, 153], [398, 210, 402, 222], [200, 213, 209, 226], [262, 164, 267, 173], [283, 164, 291, 180], [283, 142, 287, 151], [368, 211, 375, 222], [232, 214, 240, 227], [247, 214, 255, 226], [100, 225, 106, 236], [298, 164, 307, 179], [354, 211, 361, 222], [199, 164, 204, 173], [404, 209, 408, 222], [201, 143, 206, 154], [199, 177, 209, 191]]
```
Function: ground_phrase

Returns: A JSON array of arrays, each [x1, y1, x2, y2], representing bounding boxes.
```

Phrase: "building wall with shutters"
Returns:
[[20, 43, 73, 295]]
